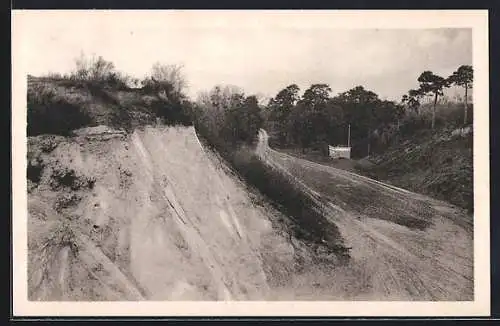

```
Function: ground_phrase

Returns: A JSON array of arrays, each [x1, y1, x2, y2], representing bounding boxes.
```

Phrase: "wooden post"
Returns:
[[347, 124, 351, 148]]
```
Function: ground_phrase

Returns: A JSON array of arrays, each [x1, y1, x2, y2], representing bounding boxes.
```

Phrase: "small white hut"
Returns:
[[328, 145, 351, 159]]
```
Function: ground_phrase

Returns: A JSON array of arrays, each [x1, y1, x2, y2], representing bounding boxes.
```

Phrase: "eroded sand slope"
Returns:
[[28, 125, 300, 301]]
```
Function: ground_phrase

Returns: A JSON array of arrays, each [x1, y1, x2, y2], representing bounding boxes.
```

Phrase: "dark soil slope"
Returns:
[[356, 126, 473, 213]]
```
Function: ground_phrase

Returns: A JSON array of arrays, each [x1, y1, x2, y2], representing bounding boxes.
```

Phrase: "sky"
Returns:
[[15, 11, 473, 102]]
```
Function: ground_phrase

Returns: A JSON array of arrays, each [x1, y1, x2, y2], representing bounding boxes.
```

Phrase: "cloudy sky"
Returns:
[[15, 11, 472, 101]]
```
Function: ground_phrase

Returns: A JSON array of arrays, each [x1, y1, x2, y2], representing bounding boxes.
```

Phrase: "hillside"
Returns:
[[355, 125, 473, 213], [271, 120, 473, 215]]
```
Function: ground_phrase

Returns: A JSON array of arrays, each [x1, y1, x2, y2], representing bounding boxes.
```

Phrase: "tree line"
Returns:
[[264, 65, 473, 158], [33, 53, 473, 159], [265, 83, 405, 156]]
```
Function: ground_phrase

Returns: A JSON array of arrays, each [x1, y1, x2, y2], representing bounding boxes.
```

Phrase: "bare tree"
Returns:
[[148, 62, 187, 94], [72, 52, 115, 81]]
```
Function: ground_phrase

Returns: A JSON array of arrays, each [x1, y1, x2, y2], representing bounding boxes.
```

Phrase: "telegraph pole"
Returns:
[[347, 124, 351, 147]]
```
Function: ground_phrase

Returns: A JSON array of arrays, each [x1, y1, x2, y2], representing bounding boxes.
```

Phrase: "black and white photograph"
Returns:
[[12, 10, 490, 316]]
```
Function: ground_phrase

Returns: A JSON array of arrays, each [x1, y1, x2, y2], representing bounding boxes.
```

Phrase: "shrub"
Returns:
[[139, 63, 193, 126], [68, 53, 131, 89], [148, 97, 193, 127], [27, 85, 93, 136]]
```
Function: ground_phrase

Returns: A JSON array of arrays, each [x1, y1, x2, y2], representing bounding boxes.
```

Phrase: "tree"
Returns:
[[301, 84, 332, 107], [402, 89, 423, 115], [449, 65, 473, 125], [224, 92, 246, 143], [332, 85, 402, 157], [90, 56, 115, 81], [196, 86, 230, 135], [143, 62, 187, 95], [194, 85, 255, 145], [323, 99, 346, 147], [296, 84, 332, 151], [71, 53, 119, 85], [273, 84, 301, 107], [334, 86, 378, 152], [339, 85, 378, 104], [288, 101, 313, 152], [268, 84, 300, 145], [417, 71, 449, 129], [238, 95, 264, 143]]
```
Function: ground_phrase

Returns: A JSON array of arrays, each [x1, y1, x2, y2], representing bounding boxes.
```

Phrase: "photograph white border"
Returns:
[[11, 9, 490, 317]]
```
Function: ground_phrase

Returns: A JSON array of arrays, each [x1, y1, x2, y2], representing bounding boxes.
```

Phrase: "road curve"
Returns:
[[256, 129, 473, 301]]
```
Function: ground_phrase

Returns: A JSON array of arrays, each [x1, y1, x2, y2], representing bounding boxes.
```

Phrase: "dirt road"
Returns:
[[256, 129, 474, 301]]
